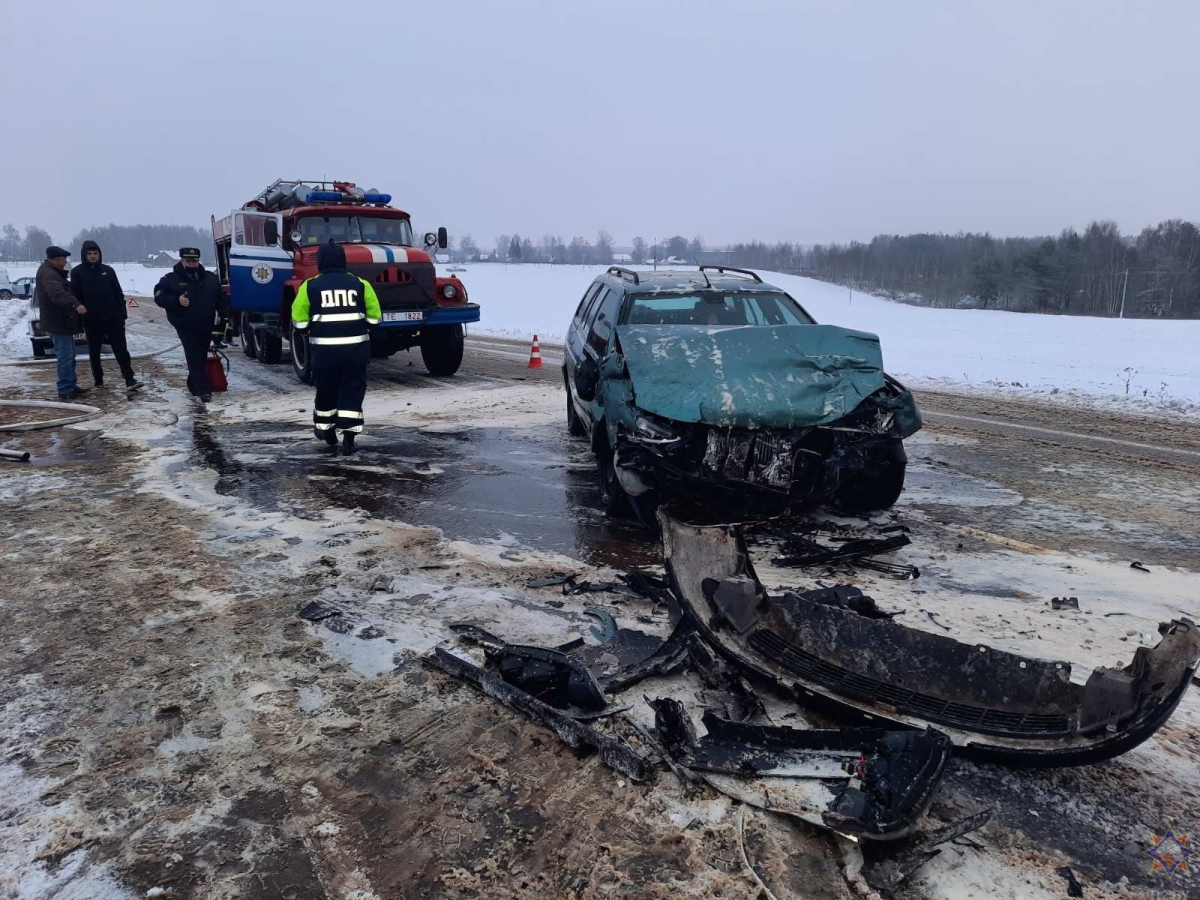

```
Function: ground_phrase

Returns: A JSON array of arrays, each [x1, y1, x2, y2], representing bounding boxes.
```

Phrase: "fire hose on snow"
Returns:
[[0, 399, 103, 433], [0, 340, 183, 367]]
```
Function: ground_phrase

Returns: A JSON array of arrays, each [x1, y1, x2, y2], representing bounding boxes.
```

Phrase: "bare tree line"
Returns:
[[800, 220, 1200, 318], [451, 233, 704, 265], [1, 223, 214, 264]]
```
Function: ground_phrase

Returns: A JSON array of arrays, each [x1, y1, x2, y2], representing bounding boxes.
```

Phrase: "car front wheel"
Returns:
[[836, 439, 907, 512]]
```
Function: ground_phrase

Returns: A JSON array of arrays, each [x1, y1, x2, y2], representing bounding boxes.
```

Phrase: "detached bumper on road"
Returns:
[[660, 512, 1200, 767]]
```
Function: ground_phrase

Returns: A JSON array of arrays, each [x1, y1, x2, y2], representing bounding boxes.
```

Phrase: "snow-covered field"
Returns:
[[7, 260, 1197, 415], [460, 263, 1200, 416], [3, 260, 170, 296]]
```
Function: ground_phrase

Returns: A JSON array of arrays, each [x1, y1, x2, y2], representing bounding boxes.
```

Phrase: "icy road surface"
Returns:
[[0, 288, 1198, 899]]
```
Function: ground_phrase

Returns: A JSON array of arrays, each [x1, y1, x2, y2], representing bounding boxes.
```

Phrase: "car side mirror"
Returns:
[[264, 219, 279, 246], [575, 357, 600, 403], [438, 227, 449, 250]]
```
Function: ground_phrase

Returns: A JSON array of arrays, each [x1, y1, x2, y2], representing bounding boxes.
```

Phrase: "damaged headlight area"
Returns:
[[631, 414, 682, 446]]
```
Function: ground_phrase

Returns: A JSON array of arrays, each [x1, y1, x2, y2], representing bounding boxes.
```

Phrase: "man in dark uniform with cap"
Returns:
[[154, 247, 227, 402], [291, 243, 381, 455]]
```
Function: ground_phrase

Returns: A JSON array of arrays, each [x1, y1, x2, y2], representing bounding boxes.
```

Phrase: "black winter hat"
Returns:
[[317, 242, 347, 273], [46, 245, 70, 259]]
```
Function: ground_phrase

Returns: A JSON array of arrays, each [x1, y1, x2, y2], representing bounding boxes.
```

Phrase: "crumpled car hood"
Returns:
[[615, 324, 888, 428]]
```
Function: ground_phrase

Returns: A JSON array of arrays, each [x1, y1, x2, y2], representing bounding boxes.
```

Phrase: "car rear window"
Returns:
[[625, 291, 814, 327]]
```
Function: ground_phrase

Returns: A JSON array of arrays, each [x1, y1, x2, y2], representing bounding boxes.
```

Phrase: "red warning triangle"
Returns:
[[128, 297, 138, 308]]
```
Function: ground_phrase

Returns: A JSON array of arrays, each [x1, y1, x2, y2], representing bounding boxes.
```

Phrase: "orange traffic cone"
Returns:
[[528, 335, 544, 369]]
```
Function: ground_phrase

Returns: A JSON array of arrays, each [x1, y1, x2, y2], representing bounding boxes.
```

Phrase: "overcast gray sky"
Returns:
[[3, 0, 1197, 247]]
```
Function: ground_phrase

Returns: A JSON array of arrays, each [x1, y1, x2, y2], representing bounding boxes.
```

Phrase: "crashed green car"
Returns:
[[562, 267, 922, 519]]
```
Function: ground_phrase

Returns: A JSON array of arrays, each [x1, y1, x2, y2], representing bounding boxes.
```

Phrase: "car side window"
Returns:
[[573, 283, 603, 328], [586, 287, 622, 356]]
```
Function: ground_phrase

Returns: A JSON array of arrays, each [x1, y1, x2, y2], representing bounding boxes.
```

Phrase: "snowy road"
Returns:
[[1, 307, 1198, 899]]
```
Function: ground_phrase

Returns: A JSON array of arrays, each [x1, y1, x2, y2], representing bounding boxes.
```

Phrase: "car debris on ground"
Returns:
[[416, 502, 1193, 891]]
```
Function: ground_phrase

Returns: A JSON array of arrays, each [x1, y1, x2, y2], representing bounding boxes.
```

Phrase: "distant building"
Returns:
[[435, 253, 450, 264], [142, 250, 180, 267], [611, 253, 633, 264]]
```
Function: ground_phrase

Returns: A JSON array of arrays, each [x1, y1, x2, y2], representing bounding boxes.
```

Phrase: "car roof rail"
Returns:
[[607, 266, 640, 285], [698, 265, 763, 283]]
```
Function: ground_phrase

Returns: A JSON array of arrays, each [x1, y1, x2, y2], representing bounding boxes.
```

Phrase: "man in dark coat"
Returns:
[[153, 247, 227, 402], [36, 246, 89, 398], [71, 240, 141, 390], [290, 243, 381, 455]]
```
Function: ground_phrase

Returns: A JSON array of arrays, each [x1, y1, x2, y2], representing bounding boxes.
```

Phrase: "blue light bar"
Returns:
[[306, 190, 343, 203], [363, 192, 391, 204]]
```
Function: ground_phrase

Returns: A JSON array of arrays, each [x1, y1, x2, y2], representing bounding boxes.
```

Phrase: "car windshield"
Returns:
[[625, 291, 815, 327], [296, 216, 413, 247]]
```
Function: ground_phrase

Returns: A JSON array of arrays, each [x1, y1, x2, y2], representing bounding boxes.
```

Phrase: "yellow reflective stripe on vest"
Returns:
[[309, 334, 370, 345], [311, 312, 366, 323]]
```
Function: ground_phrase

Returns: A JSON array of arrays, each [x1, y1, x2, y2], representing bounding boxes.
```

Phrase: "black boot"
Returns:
[[341, 432, 356, 456], [315, 426, 337, 446]]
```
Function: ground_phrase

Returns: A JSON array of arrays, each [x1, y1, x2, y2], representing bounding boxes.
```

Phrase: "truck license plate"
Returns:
[[383, 311, 424, 323]]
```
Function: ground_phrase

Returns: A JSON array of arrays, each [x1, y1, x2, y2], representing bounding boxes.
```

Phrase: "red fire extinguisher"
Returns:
[[206, 349, 229, 393]]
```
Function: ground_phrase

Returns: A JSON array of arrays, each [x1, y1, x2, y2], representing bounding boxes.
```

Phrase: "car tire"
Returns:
[[836, 439, 907, 512], [627, 490, 660, 532], [0, 290, 12, 301], [239, 315, 258, 359], [565, 374, 586, 437], [420, 325, 464, 376], [290, 324, 314, 384], [596, 441, 632, 517], [256, 331, 283, 365]]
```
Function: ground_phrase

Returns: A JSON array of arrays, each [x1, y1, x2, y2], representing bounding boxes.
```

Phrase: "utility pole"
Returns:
[[1118, 269, 1129, 319]]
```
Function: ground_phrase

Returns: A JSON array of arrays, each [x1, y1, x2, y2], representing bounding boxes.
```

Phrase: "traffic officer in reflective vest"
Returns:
[[291, 243, 381, 455]]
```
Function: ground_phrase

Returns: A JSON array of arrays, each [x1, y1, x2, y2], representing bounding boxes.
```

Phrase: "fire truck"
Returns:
[[212, 179, 479, 383]]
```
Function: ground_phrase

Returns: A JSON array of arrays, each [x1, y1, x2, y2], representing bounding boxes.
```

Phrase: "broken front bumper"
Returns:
[[660, 513, 1200, 766]]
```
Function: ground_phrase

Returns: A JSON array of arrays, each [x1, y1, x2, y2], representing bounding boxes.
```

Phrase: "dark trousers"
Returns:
[[313, 365, 367, 438], [176, 326, 212, 396], [84, 316, 134, 385]]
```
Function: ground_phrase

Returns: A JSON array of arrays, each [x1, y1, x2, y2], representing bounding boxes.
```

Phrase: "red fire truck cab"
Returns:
[[213, 179, 479, 382]]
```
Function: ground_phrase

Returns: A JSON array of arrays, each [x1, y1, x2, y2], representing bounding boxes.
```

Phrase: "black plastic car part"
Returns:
[[660, 512, 1200, 767]]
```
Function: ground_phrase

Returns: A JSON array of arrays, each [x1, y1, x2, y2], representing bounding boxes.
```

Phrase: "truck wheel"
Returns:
[[370, 335, 400, 359], [256, 331, 283, 365], [290, 325, 314, 384], [420, 325, 464, 377], [836, 439, 907, 512], [240, 315, 258, 359], [31, 339, 47, 359]]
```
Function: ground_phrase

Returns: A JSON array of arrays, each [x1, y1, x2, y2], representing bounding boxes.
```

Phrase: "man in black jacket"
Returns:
[[71, 240, 141, 391], [154, 247, 227, 402]]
